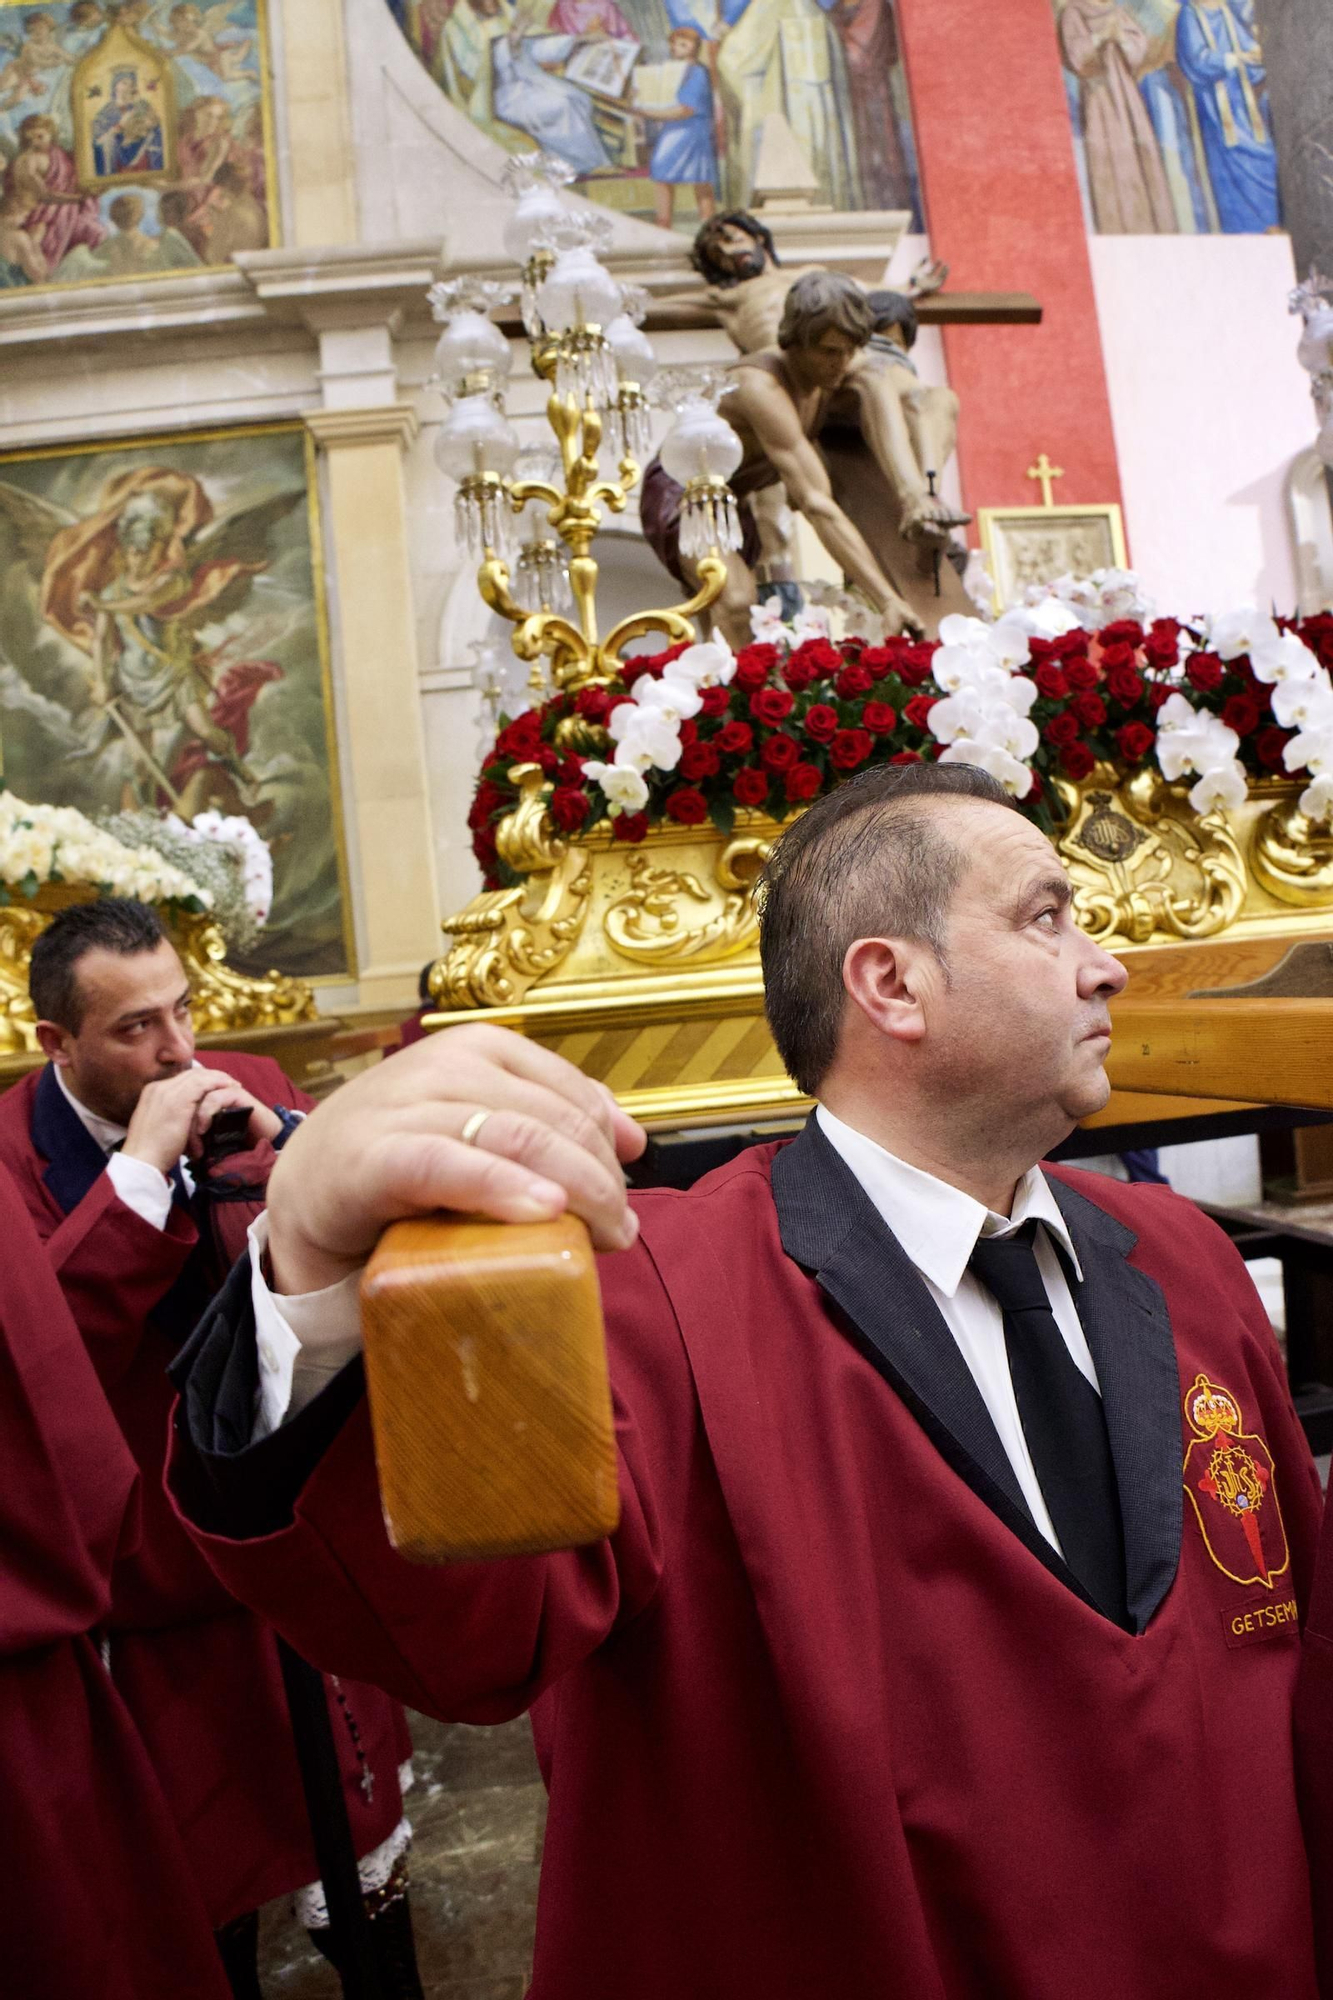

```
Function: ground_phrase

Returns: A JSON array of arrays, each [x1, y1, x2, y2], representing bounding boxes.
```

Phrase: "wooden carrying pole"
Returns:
[[359, 1212, 620, 1563], [1106, 997, 1333, 1109]]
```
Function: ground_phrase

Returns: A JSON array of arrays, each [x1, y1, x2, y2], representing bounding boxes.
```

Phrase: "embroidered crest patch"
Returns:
[[1182, 1373, 1289, 1591]]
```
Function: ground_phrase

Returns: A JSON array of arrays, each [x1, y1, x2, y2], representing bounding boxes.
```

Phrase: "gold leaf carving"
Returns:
[[1055, 768, 1245, 946], [604, 835, 771, 965], [1251, 797, 1333, 906]]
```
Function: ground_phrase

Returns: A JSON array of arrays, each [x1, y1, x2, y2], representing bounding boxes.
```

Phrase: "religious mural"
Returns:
[[0, 0, 273, 289], [1053, 0, 1282, 234], [0, 424, 353, 980], [385, 0, 923, 233]]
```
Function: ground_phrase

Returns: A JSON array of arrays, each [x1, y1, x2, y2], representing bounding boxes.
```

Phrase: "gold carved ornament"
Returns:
[[603, 835, 772, 965], [1055, 767, 1246, 945], [1251, 794, 1333, 906]]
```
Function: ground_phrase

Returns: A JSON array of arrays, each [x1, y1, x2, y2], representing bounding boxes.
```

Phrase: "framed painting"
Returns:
[[386, 0, 924, 235], [977, 503, 1128, 611], [0, 0, 277, 291], [0, 420, 356, 981]]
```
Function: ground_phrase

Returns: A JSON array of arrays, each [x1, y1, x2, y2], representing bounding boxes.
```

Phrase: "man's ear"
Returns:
[[842, 936, 933, 1046], [35, 1021, 71, 1064]]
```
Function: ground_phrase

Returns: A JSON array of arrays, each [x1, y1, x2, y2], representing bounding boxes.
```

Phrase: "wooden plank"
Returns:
[[1079, 1089, 1256, 1129], [1105, 998, 1333, 1108], [914, 291, 1042, 326]]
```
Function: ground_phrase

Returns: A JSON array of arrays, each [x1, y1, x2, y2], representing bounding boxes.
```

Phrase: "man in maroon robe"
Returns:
[[0, 897, 423, 1998], [167, 764, 1327, 1998], [0, 1162, 231, 2000]]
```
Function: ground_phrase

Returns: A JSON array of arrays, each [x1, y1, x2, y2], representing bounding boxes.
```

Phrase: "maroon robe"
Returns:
[[1296, 1442, 1333, 1989], [169, 1133, 1324, 1998], [0, 1164, 229, 2000], [0, 1052, 411, 1929]]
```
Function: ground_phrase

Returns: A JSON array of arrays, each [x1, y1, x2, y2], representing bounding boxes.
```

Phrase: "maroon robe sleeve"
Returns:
[[42, 1175, 199, 1392], [169, 1231, 686, 1723], [1295, 1474, 1333, 1987]]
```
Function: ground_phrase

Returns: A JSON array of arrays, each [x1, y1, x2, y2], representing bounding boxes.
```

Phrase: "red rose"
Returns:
[[664, 786, 709, 825], [1255, 726, 1291, 771], [895, 644, 937, 687], [1060, 742, 1097, 781], [678, 718, 698, 747], [496, 713, 542, 760], [556, 755, 586, 787], [1071, 692, 1107, 729], [761, 732, 800, 770], [802, 702, 839, 743], [1099, 623, 1145, 651], [1025, 771, 1043, 802], [1146, 682, 1172, 711], [863, 701, 898, 735], [612, 811, 649, 843], [784, 761, 823, 802], [621, 654, 666, 689], [535, 745, 559, 776], [1064, 658, 1098, 692], [859, 645, 896, 681], [1105, 665, 1144, 706], [575, 686, 612, 723], [751, 686, 795, 725], [735, 650, 777, 692], [1043, 712, 1081, 747], [699, 684, 731, 717], [889, 750, 922, 764], [680, 741, 721, 780], [717, 719, 754, 754], [467, 780, 506, 830], [1186, 652, 1225, 693], [783, 637, 841, 686], [1221, 696, 1262, 736], [733, 767, 770, 805], [829, 728, 872, 771], [1035, 663, 1069, 700], [549, 785, 592, 832], [835, 663, 873, 700], [1115, 721, 1155, 762], [904, 694, 937, 730], [473, 826, 498, 875]]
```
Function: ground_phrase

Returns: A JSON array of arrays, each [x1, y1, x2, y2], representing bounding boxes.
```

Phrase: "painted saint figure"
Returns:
[[645, 26, 718, 231], [1175, 0, 1279, 233], [1058, 0, 1175, 232], [91, 67, 165, 177]]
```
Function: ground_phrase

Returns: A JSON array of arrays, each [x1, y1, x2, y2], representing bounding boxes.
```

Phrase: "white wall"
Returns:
[[1090, 233, 1315, 618]]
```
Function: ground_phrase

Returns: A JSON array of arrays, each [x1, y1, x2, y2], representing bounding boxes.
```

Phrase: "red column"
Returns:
[[896, 0, 1123, 517]]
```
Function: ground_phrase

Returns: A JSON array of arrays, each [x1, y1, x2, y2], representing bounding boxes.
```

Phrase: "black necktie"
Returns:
[[968, 1224, 1129, 1627]]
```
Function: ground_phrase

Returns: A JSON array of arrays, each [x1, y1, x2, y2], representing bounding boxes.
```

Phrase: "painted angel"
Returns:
[[149, 2, 260, 88], [0, 465, 301, 817]]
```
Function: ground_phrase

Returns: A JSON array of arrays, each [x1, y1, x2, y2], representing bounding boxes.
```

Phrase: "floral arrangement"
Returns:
[[100, 810, 273, 955], [0, 793, 212, 912], [469, 576, 1333, 889]]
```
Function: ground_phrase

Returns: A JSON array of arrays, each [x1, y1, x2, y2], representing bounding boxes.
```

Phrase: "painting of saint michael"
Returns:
[[385, 0, 923, 235], [0, 426, 352, 980], [0, 0, 274, 289]]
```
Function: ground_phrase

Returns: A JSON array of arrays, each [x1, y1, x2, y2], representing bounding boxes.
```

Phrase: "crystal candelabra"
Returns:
[[429, 153, 745, 697], [1291, 269, 1333, 469]]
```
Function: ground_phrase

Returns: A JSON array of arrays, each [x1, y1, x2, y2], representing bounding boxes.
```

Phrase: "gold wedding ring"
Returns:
[[460, 1109, 493, 1148]]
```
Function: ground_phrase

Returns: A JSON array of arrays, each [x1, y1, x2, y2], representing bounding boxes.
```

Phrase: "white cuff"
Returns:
[[248, 1213, 365, 1439], [106, 1151, 173, 1232]]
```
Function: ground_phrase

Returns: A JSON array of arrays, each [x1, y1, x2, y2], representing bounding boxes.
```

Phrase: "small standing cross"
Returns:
[[1025, 452, 1065, 509]]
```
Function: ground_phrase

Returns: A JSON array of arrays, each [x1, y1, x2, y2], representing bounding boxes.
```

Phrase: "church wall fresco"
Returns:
[[0, 0, 275, 290], [1053, 0, 1282, 234], [0, 423, 354, 980], [383, 0, 922, 233]]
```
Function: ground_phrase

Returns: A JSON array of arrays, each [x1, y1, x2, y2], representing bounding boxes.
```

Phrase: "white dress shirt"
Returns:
[[250, 1110, 1102, 1542], [54, 1064, 194, 1230], [815, 1104, 1096, 1554]]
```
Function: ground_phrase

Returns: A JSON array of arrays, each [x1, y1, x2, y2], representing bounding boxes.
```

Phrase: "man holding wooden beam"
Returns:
[[168, 762, 1332, 1999]]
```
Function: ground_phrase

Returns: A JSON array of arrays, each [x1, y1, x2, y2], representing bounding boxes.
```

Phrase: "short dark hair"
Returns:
[[30, 898, 168, 1032], [865, 288, 918, 350], [757, 763, 1022, 1096], [690, 209, 778, 287], [777, 271, 874, 352]]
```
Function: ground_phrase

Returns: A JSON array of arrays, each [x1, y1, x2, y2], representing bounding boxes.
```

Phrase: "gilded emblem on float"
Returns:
[[1182, 1372, 1289, 1590]]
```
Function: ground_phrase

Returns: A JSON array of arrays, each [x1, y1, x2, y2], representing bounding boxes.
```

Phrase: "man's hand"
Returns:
[[265, 1025, 647, 1297], [122, 1068, 281, 1174]]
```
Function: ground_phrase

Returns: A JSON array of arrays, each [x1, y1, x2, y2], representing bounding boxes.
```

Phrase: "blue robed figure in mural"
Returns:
[[1175, 0, 1279, 232], [92, 69, 166, 178]]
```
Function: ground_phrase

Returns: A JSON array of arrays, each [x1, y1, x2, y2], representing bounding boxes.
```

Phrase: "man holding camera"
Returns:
[[0, 898, 422, 2000]]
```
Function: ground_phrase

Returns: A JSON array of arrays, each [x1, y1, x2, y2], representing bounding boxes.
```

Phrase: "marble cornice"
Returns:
[[304, 402, 420, 450]]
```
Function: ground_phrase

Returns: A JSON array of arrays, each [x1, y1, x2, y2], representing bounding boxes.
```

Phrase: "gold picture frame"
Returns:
[[0, 419, 356, 984], [977, 503, 1129, 612]]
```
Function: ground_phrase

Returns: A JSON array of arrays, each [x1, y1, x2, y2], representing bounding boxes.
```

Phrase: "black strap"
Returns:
[[969, 1224, 1130, 1629]]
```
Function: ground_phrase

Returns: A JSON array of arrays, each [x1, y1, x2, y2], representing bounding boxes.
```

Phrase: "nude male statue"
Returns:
[[641, 271, 925, 649]]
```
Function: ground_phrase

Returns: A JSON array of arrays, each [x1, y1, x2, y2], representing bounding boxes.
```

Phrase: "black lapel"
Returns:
[[33, 1062, 111, 1216], [771, 1119, 1099, 1608], [1048, 1176, 1182, 1633]]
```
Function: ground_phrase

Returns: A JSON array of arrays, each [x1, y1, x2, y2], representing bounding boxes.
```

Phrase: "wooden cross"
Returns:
[[1025, 452, 1065, 509]]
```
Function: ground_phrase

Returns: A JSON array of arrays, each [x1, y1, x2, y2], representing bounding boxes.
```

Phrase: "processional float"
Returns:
[[375, 176, 1333, 1560]]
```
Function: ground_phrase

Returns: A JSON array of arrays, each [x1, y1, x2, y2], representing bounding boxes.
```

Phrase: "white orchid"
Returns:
[[1207, 607, 1280, 663], [1154, 693, 1239, 780], [1250, 630, 1323, 685], [1299, 774, 1333, 826], [749, 598, 790, 643], [632, 674, 703, 724], [1284, 721, 1333, 778], [1188, 764, 1248, 815], [1010, 594, 1085, 642], [669, 639, 736, 689], [607, 702, 684, 773], [581, 761, 650, 816], [1271, 672, 1333, 730], [936, 613, 994, 652], [931, 643, 1008, 696], [791, 604, 833, 644], [938, 738, 1033, 798]]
